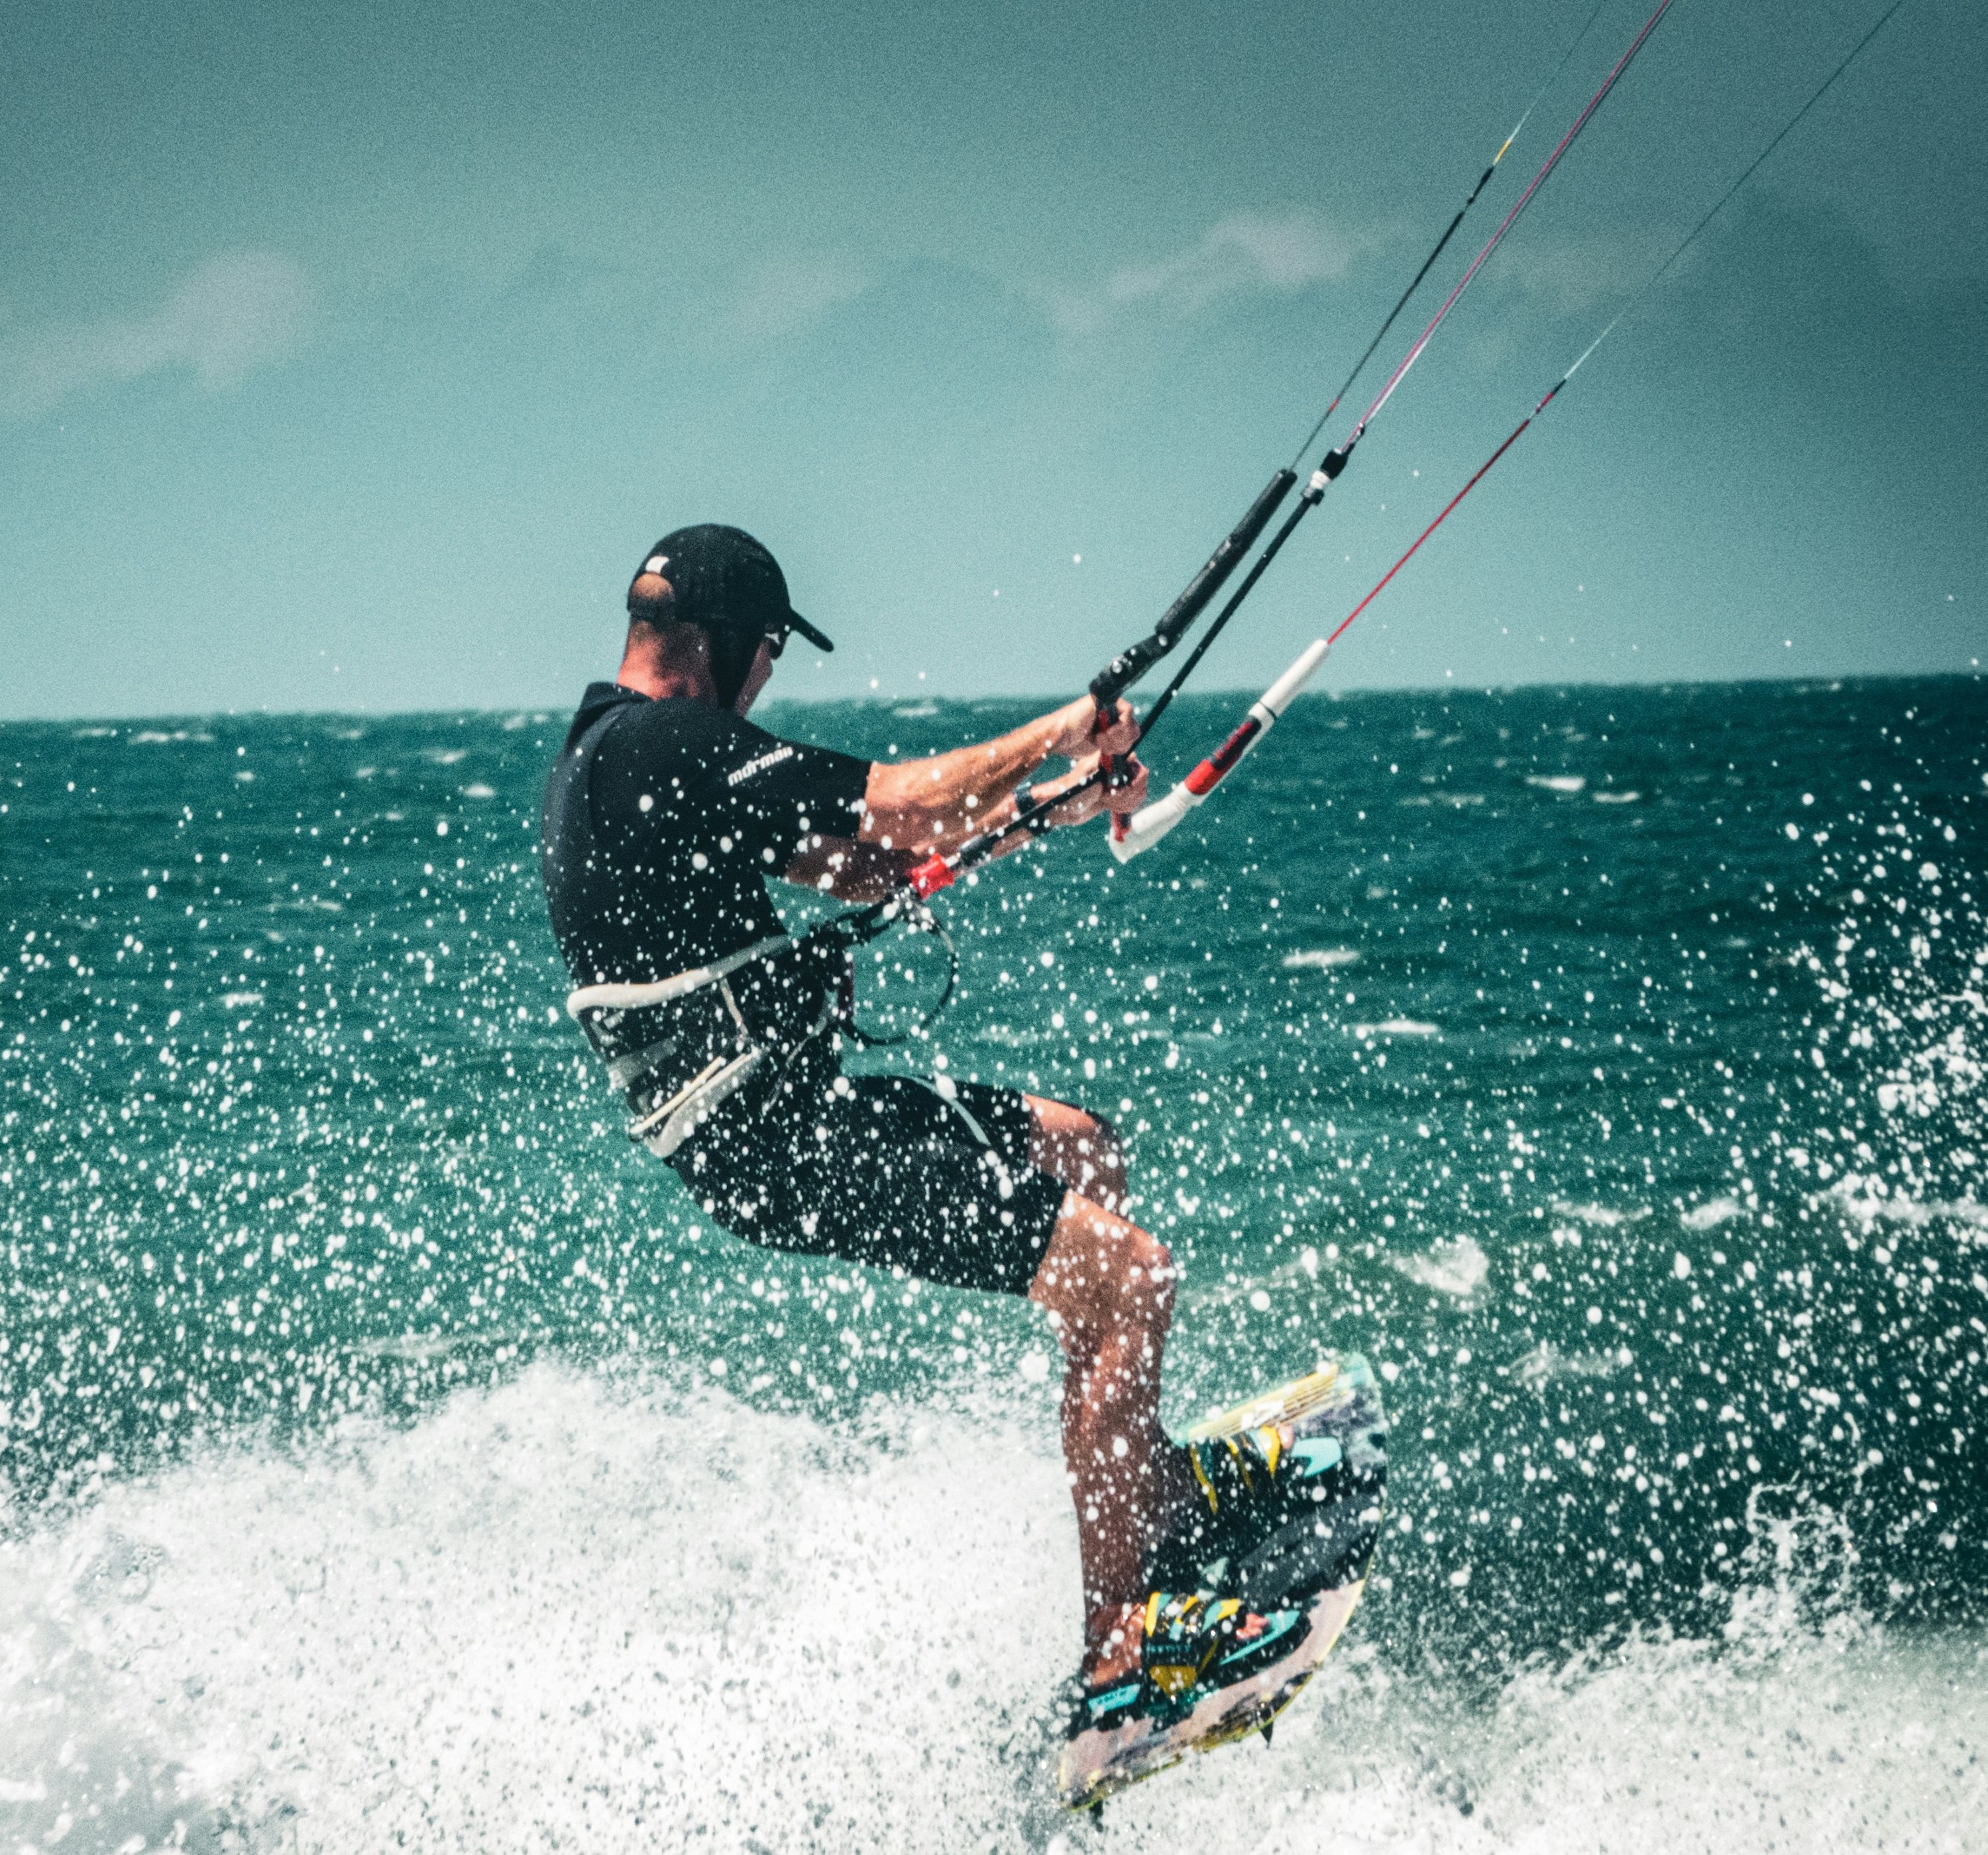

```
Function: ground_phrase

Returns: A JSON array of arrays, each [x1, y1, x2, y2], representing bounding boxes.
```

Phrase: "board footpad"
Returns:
[[1150, 1352, 1388, 1602]]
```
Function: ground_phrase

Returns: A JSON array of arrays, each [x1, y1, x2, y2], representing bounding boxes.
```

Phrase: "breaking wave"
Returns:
[[3, 1365, 1982, 1855]]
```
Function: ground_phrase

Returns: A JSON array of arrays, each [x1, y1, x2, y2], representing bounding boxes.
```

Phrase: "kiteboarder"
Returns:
[[541, 526, 1316, 1707], [534, 0, 1910, 1794]]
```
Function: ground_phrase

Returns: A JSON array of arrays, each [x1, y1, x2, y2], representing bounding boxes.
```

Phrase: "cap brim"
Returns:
[[787, 609, 836, 653]]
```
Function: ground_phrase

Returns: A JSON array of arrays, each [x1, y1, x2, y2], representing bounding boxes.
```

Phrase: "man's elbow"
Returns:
[[858, 805, 938, 855]]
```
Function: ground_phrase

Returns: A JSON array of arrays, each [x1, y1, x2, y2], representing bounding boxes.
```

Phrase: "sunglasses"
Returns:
[[763, 624, 791, 660]]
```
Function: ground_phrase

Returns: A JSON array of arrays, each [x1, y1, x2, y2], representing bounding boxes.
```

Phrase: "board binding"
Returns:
[[1057, 1353, 1388, 1811]]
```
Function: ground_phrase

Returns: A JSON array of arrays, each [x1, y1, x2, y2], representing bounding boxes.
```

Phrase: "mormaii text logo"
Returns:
[[726, 745, 795, 787]]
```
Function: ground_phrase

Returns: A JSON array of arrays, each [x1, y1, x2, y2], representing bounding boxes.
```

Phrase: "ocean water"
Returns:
[[2, 675, 1984, 1852]]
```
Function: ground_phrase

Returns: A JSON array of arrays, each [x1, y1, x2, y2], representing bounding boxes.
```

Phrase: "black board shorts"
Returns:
[[664, 1067, 1067, 1296]]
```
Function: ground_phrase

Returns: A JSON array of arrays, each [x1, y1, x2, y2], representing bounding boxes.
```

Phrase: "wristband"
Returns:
[[1013, 783, 1056, 837]]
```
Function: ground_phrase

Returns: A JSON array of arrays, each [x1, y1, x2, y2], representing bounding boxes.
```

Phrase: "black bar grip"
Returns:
[[1089, 467, 1296, 707]]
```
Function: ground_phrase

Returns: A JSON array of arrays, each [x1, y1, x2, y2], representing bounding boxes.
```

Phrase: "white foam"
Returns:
[[1525, 774, 1586, 794], [1284, 950, 1360, 972], [1374, 1627, 1988, 1854], [1394, 1235, 1490, 1300], [0, 1367, 1079, 1852], [1681, 1196, 1745, 1231], [1353, 1019, 1440, 1038], [1826, 1174, 1988, 1233], [1549, 1201, 1648, 1229], [1504, 1342, 1624, 1390], [3, 1366, 1982, 1854]]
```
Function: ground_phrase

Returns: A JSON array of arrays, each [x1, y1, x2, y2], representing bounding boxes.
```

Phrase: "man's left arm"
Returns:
[[785, 834, 914, 899]]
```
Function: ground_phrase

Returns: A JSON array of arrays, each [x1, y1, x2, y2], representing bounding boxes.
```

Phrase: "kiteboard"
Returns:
[[1058, 1353, 1388, 1811]]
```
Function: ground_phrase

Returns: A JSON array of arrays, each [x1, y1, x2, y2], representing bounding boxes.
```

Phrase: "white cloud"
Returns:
[[1472, 227, 1665, 321], [732, 254, 871, 339], [1032, 209, 1358, 339], [1, 251, 314, 416], [1111, 211, 1355, 309]]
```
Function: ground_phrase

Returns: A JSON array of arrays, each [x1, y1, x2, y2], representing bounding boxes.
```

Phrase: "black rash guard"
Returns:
[[541, 680, 870, 987], [540, 679, 1065, 1298]]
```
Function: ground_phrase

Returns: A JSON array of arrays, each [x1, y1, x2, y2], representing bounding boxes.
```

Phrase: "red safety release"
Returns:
[[1185, 714, 1262, 796], [909, 854, 956, 898]]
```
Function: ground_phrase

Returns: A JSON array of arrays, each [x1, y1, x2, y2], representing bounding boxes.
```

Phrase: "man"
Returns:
[[540, 525, 1316, 1757]]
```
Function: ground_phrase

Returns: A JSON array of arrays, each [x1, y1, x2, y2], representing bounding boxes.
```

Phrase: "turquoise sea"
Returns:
[[3, 675, 1983, 1851]]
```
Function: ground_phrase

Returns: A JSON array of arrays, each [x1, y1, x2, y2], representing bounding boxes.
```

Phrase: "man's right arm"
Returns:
[[775, 698, 1149, 899], [854, 697, 1140, 856]]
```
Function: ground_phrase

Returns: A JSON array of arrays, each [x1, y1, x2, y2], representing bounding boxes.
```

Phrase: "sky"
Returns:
[[2, 0, 1983, 719]]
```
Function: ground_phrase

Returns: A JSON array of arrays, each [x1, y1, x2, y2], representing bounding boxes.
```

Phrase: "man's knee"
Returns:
[[1079, 1113, 1124, 1178], [1065, 1112, 1127, 1211], [1026, 1096, 1126, 1200], [1032, 1202, 1173, 1333]]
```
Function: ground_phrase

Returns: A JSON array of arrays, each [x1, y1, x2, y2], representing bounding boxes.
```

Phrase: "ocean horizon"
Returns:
[[5, 665, 1981, 730]]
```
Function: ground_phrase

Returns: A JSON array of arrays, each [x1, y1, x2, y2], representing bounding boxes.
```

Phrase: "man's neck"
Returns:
[[616, 644, 715, 705]]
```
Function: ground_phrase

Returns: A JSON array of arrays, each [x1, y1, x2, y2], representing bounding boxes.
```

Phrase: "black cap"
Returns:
[[627, 524, 834, 653]]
